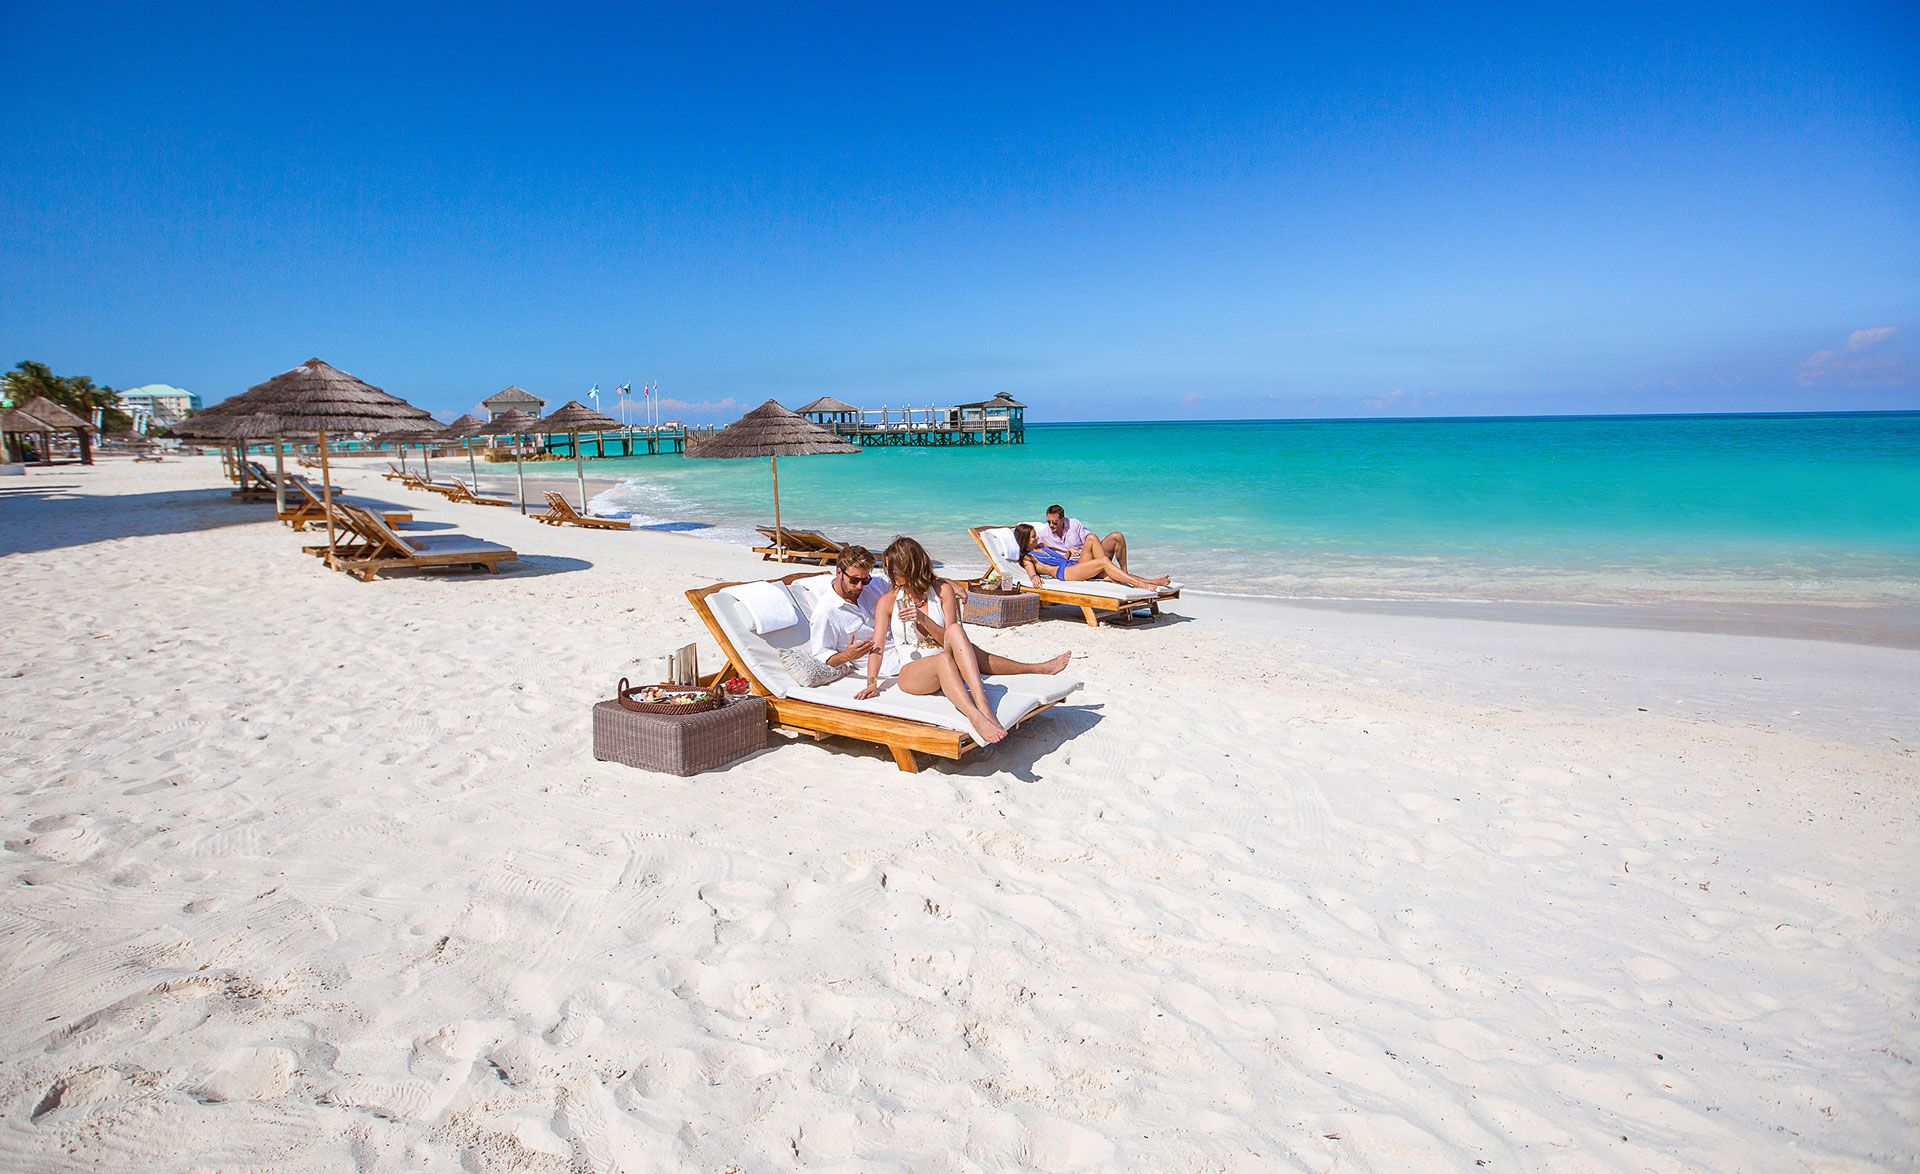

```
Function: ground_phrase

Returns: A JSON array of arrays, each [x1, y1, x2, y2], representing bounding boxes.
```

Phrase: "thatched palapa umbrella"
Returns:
[[532, 400, 622, 512], [182, 359, 434, 564], [688, 400, 859, 560], [436, 413, 487, 486], [473, 409, 540, 513]]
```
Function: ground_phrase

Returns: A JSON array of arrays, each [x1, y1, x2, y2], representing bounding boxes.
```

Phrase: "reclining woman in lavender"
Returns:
[[1013, 523, 1172, 592], [857, 536, 1070, 745]]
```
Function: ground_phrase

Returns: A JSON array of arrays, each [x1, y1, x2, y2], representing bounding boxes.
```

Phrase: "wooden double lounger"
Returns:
[[751, 526, 845, 565], [967, 524, 1180, 627], [277, 476, 413, 531], [311, 503, 518, 581], [534, 491, 632, 529], [447, 477, 514, 506], [687, 571, 1081, 772]]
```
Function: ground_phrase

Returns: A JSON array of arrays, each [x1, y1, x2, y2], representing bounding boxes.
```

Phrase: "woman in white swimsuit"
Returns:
[[858, 536, 1071, 745]]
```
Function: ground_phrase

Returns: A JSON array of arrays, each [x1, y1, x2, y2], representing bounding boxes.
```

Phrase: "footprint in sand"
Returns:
[[7, 819, 106, 863], [30, 1066, 130, 1124], [543, 1001, 605, 1048], [186, 1046, 296, 1103]]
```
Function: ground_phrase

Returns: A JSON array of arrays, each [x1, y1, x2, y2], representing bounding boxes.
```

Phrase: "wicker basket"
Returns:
[[963, 587, 1039, 628], [616, 678, 725, 715], [593, 694, 768, 776]]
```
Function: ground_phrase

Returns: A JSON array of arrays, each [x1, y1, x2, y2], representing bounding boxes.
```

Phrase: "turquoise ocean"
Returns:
[[565, 412, 1920, 607]]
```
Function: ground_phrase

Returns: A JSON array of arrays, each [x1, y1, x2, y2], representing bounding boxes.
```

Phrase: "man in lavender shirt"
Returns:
[[1024, 504, 1173, 590], [1034, 505, 1129, 570]]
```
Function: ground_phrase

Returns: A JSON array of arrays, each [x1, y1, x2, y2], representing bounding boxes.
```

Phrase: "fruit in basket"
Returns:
[[722, 677, 750, 695]]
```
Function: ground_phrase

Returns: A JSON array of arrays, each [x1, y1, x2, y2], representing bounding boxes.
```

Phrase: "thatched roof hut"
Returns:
[[17, 396, 96, 433]]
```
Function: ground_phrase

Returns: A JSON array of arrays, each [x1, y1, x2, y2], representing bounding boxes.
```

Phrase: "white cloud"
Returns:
[[654, 395, 739, 416], [1362, 387, 1406, 411], [1179, 392, 1204, 407], [1797, 326, 1914, 386]]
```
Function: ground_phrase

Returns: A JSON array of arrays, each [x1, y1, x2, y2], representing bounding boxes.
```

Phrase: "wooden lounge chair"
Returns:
[[967, 524, 1180, 627], [687, 571, 1081, 773], [400, 471, 459, 496], [319, 503, 517, 581], [381, 461, 408, 480], [751, 526, 843, 565], [533, 491, 631, 529], [446, 477, 514, 506], [277, 475, 413, 531]]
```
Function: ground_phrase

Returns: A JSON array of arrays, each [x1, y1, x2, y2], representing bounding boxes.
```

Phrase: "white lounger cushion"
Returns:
[[709, 584, 810, 697], [1041, 578, 1166, 601], [977, 527, 1178, 600], [786, 572, 839, 616], [335, 494, 409, 514], [707, 578, 1082, 731], [399, 535, 516, 557], [789, 673, 1081, 734], [978, 527, 1035, 588]]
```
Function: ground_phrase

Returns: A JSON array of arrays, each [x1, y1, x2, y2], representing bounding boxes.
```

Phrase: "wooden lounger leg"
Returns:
[[889, 745, 920, 773], [1080, 605, 1100, 627]]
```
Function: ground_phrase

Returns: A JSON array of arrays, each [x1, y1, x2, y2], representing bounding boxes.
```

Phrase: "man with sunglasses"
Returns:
[[807, 545, 890, 668]]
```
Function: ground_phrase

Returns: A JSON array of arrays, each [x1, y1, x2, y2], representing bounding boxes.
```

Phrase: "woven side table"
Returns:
[[962, 588, 1039, 628], [592, 694, 767, 776]]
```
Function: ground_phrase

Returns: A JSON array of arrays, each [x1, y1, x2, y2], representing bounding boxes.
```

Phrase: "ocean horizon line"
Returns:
[[1022, 407, 1920, 428]]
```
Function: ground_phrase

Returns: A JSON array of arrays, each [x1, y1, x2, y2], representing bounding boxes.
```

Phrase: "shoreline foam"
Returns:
[[429, 461, 1920, 649]]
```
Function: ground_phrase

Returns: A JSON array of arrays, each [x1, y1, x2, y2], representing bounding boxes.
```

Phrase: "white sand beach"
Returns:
[[2, 456, 1915, 1171]]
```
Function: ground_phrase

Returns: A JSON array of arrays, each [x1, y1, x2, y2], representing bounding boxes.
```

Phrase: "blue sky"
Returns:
[[2, 3, 1915, 422]]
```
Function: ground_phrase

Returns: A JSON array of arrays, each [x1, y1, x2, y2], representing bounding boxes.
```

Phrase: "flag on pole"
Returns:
[[616, 382, 631, 398], [588, 384, 601, 405]]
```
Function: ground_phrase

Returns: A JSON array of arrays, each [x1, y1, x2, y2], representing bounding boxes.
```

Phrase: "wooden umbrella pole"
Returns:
[[273, 445, 287, 517], [515, 445, 526, 515], [423, 445, 432, 482], [575, 431, 587, 511], [318, 428, 338, 568], [771, 454, 784, 560], [468, 444, 477, 485]]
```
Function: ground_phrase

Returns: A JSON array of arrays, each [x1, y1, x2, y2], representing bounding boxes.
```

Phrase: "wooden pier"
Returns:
[[796, 393, 1025, 446], [541, 426, 691, 458]]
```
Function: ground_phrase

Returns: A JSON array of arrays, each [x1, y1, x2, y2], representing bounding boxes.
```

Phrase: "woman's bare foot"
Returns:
[[1145, 574, 1171, 587], [1041, 652, 1072, 674], [972, 715, 1009, 744]]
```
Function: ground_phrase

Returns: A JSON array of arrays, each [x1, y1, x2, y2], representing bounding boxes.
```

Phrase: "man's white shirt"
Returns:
[[807, 573, 890, 662]]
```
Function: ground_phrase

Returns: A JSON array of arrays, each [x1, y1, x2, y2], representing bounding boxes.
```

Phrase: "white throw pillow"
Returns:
[[730, 581, 802, 635], [778, 646, 850, 687], [984, 528, 1019, 563]]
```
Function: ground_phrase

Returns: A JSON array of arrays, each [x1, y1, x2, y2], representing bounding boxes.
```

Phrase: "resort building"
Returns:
[[481, 385, 546, 420], [117, 384, 202, 431]]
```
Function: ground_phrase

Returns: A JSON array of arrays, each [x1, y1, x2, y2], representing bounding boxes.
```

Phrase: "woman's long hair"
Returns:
[[882, 536, 937, 599], [1013, 523, 1037, 558]]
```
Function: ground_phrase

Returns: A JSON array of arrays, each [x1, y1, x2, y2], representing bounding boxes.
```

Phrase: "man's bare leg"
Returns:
[[1069, 537, 1169, 590], [1101, 531, 1128, 571]]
